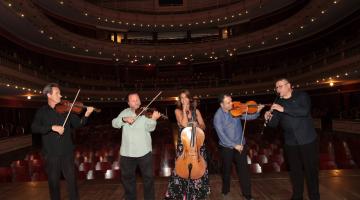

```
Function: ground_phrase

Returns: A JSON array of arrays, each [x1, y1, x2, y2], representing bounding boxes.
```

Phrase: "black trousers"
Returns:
[[120, 152, 155, 200], [45, 154, 78, 200], [220, 145, 251, 197], [284, 139, 320, 200]]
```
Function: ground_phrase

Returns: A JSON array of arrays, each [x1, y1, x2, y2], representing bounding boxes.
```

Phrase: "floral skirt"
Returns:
[[164, 143, 210, 200]]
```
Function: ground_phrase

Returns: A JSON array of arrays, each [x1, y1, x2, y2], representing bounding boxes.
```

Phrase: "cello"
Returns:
[[175, 99, 206, 180]]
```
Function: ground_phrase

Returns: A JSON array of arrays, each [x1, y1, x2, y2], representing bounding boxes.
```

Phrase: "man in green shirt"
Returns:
[[112, 92, 161, 200]]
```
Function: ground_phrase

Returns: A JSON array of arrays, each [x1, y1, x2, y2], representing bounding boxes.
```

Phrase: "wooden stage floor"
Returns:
[[1, 170, 360, 200]]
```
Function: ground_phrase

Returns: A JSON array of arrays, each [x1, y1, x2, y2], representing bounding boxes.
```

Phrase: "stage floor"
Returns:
[[1, 170, 360, 200]]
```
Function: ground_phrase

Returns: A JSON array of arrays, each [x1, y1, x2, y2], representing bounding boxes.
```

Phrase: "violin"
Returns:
[[55, 100, 101, 114], [135, 107, 168, 119], [230, 100, 268, 117]]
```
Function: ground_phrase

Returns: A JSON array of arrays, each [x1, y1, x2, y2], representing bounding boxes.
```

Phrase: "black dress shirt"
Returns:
[[268, 91, 317, 145], [31, 105, 87, 156]]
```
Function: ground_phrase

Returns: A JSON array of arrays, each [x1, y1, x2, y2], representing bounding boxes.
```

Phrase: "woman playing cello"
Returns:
[[164, 89, 210, 200]]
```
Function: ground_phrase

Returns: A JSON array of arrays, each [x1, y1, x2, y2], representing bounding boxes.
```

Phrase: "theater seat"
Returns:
[[250, 163, 262, 174], [95, 161, 111, 172], [262, 162, 281, 173], [12, 166, 30, 182], [104, 169, 120, 180], [31, 172, 48, 181], [253, 154, 268, 165], [269, 154, 284, 166], [320, 161, 337, 170], [0, 167, 12, 182]]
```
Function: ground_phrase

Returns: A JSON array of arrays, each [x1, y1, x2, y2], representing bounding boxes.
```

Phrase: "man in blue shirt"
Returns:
[[214, 94, 264, 200]]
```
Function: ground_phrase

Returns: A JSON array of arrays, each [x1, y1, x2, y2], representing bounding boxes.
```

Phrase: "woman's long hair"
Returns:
[[176, 89, 199, 111], [176, 89, 192, 109]]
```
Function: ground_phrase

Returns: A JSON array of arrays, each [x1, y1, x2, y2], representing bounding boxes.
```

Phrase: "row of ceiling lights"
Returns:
[[6, 0, 338, 65], [1, 68, 356, 101], [69, 1, 339, 28], [59, 0, 252, 28]]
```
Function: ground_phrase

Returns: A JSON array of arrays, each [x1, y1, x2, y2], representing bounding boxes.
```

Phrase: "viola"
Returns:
[[55, 100, 101, 114], [135, 107, 168, 119], [230, 100, 269, 117]]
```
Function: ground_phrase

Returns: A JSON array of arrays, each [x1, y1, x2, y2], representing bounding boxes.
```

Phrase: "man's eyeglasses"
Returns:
[[274, 82, 289, 90]]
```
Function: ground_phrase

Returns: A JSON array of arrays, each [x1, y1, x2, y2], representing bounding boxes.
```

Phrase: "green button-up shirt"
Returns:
[[112, 108, 157, 157]]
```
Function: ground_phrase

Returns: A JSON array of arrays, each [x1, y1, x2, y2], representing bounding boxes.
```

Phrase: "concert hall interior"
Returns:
[[0, 0, 360, 199]]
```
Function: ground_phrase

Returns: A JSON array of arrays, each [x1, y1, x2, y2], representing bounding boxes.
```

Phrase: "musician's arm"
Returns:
[[175, 109, 188, 128], [196, 109, 206, 130]]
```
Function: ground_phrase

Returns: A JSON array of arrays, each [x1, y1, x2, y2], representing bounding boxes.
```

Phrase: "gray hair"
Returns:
[[42, 83, 59, 96]]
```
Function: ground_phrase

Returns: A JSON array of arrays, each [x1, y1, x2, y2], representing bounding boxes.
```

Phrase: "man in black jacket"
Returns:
[[31, 83, 94, 200], [264, 78, 319, 200]]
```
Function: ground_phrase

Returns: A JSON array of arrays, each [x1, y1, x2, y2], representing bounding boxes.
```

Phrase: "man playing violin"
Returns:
[[264, 78, 319, 200], [31, 83, 94, 200], [112, 92, 161, 200], [214, 94, 264, 200]]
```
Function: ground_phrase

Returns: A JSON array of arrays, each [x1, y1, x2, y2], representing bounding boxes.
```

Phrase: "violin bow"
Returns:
[[240, 109, 248, 147], [133, 91, 162, 121], [62, 89, 81, 128]]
